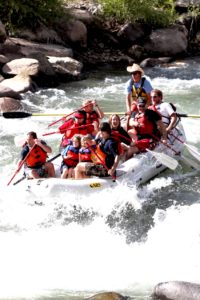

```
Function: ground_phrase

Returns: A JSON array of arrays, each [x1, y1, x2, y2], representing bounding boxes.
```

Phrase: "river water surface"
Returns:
[[1, 57, 200, 300]]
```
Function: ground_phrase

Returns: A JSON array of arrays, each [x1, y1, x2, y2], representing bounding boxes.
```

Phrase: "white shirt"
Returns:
[[154, 102, 175, 125]]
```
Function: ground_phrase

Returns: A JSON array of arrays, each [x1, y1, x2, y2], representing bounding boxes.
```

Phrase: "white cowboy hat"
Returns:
[[126, 63, 144, 76]]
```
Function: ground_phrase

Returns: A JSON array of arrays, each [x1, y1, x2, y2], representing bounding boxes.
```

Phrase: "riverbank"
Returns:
[[0, 0, 200, 112]]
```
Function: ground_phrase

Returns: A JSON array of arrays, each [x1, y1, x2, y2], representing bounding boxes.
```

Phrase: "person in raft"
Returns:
[[58, 110, 95, 150], [127, 97, 168, 157], [79, 134, 94, 163], [82, 99, 104, 134], [60, 134, 82, 179], [125, 63, 153, 117], [74, 122, 120, 179], [18, 131, 55, 179]]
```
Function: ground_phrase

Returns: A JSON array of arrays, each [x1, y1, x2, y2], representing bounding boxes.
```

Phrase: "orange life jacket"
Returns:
[[91, 144, 106, 164], [79, 148, 92, 162], [25, 145, 47, 168], [63, 146, 79, 167]]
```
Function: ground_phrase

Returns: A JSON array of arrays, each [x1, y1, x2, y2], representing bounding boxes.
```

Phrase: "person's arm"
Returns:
[[126, 93, 131, 113], [35, 139, 52, 154], [156, 120, 168, 143], [93, 100, 104, 118], [108, 154, 120, 177], [166, 112, 177, 133]]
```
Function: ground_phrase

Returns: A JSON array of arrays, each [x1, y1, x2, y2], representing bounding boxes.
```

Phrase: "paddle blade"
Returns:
[[147, 149, 179, 170], [186, 143, 200, 162], [2, 111, 32, 118]]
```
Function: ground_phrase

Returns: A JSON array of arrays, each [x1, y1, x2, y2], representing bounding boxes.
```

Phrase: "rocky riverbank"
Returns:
[[0, 0, 200, 112]]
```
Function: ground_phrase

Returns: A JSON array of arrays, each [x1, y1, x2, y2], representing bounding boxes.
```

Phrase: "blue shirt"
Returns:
[[125, 76, 153, 95]]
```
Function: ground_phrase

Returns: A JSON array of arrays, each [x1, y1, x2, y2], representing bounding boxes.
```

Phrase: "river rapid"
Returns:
[[1, 57, 200, 300]]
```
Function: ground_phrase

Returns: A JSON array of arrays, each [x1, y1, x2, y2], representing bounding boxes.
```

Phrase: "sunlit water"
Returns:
[[1, 57, 200, 299]]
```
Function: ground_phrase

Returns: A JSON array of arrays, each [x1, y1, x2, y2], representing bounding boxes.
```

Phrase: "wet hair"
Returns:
[[151, 89, 163, 98], [100, 122, 111, 135], [27, 131, 37, 139], [109, 114, 121, 129]]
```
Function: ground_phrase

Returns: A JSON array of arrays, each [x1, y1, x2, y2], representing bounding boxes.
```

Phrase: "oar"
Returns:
[[1, 111, 126, 119], [178, 113, 200, 119], [7, 144, 36, 186], [146, 149, 178, 170], [170, 133, 200, 162], [3, 111, 200, 119], [42, 124, 94, 136]]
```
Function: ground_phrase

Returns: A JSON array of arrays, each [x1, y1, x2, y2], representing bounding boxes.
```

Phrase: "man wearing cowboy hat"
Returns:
[[125, 63, 153, 116]]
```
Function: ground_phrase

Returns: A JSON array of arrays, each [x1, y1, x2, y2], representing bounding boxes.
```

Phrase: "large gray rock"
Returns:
[[48, 56, 83, 76], [1, 37, 73, 59], [0, 85, 22, 100], [0, 97, 23, 112], [85, 292, 129, 300], [0, 72, 36, 93], [144, 24, 188, 56], [152, 281, 200, 300], [55, 19, 88, 48], [2, 58, 39, 76]]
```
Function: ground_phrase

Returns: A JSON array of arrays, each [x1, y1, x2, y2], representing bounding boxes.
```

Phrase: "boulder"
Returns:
[[55, 19, 88, 48], [152, 281, 200, 300], [0, 97, 23, 112], [2, 58, 39, 76], [143, 24, 188, 56], [0, 72, 37, 93], [85, 292, 129, 300], [0, 85, 22, 100], [1, 37, 73, 59], [48, 56, 83, 77]]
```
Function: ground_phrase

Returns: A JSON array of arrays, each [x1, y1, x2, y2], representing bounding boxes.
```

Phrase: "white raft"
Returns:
[[13, 123, 187, 197]]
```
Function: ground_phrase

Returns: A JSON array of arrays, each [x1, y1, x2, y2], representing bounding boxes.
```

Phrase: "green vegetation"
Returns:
[[96, 0, 176, 27], [1, 0, 199, 33], [0, 0, 64, 32]]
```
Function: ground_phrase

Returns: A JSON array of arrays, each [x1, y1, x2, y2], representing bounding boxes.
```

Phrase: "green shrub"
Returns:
[[96, 0, 176, 27], [0, 0, 64, 32]]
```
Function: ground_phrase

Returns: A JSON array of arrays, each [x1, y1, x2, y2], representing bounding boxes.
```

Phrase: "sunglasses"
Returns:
[[151, 95, 158, 99], [132, 71, 140, 75], [138, 104, 145, 107]]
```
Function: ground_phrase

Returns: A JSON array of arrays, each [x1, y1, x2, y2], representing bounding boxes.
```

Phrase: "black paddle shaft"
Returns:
[[2, 112, 32, 118]]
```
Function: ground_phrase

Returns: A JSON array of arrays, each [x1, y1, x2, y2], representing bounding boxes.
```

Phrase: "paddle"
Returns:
[[146, 149, 178, 170], [178, 113, 200, 119], [42, 124, 94, 136], [170, 133, 200, 162], [2, 111, 200, 119], [7, 144, 36, 186]]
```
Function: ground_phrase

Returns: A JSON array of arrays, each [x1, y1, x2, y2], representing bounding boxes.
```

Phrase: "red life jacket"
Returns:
[[79, 148, 92, 162], [61, 122, 94, 147], [111, 131, 124, 155], [63, 146, 79, 167], [86, 111, 99, 126], [135, 113, 155, 136], [25, 145, 47, 168]]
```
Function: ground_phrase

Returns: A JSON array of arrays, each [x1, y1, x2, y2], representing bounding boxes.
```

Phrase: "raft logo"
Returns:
[[90, 182, 101, 188]]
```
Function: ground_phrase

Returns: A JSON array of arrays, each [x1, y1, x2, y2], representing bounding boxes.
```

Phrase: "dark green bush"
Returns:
[[96, 0, 176, 27], [0, 0, 64, 31]]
